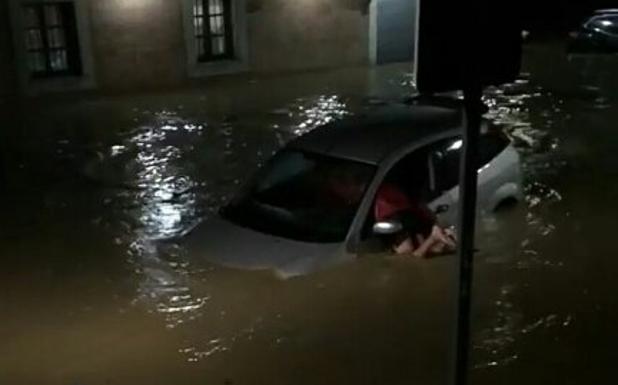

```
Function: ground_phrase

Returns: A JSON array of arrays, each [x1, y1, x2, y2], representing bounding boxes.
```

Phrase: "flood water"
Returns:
[[2, 42, 618, 384]]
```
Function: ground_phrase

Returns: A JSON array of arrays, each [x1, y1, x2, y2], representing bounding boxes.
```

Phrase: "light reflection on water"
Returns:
[[269, 94, 352, 144], [97, 110, 209, 330], [472, 75, 573, 370], [291, 95, 350, 136]]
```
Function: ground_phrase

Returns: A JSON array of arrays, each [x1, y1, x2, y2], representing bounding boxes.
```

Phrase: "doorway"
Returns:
[[369, 0, 419, 65]]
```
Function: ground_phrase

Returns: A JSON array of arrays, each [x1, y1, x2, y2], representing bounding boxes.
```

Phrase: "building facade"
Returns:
[[1, 0, 418, 96]]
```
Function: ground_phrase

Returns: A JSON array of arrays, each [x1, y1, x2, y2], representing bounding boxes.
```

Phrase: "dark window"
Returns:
[[193, 0, 234, 62], [360, 149, 432, 240], [382, 149, 432, 200], [431, 137, 463, 193], [22, 2, 81, 78], [478, 131, 510, 168], [431, 132, 510, 193]]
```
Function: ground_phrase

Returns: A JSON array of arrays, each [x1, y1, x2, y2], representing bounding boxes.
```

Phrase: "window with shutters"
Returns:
[[22, 2, 81, 77], [193, 0, 235, 62], [9, 0, 95, 93], [182, 0, 248, 77]]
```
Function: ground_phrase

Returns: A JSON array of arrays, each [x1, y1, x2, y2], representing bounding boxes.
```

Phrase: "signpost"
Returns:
[[416, 2, 523, 385]]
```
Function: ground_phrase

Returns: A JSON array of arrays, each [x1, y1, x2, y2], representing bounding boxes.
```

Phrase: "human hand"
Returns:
[[431, 225, 457, 248]]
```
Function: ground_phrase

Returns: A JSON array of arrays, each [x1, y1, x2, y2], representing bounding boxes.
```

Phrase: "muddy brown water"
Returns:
[[1, 43, 618, 384]]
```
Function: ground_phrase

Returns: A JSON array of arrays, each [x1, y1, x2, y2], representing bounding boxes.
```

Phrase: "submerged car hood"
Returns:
[[183, 216, 348, 278]]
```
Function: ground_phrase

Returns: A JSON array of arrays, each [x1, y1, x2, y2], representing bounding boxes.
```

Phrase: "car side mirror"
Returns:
[[373, 220, 403, 236]]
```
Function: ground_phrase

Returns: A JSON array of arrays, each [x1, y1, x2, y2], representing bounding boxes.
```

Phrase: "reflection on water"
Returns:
[[270, 94, 351, 143], [127, 115, 200, 240], [471, 71, 580, 371], [116, 111, 208, 331], [473, 284, 520, 370], [290, 95, 350, 136]]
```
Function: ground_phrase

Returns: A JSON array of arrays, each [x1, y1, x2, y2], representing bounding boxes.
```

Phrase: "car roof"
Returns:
[[287, 103, 464, 165]]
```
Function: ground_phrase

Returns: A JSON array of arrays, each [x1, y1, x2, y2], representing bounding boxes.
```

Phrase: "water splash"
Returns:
[[473, 76, 570, 370], [83, 109, 212, 333], [473, 284, 574, 370], [288, 95, 351, 136]]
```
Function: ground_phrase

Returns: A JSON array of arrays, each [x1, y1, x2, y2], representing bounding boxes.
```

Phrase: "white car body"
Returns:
[[185, 103, 523, 278]]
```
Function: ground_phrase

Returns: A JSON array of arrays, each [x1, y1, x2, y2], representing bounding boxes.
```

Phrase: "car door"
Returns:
[[354, 146, 437, 252], [427, 137, 461, 227], [475, 131, 513, 212], [429, 132, 513, 224]]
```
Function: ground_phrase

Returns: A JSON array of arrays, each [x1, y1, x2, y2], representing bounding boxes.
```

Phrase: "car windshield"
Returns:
[[222, 150, 376, 243]]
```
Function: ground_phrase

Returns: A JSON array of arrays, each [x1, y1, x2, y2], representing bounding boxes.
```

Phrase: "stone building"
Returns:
[[0, 0, 418, 96]]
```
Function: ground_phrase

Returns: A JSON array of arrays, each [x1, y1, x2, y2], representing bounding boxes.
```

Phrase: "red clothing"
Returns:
[[375, 184, 411, 221], [374, 183, 435, 226]]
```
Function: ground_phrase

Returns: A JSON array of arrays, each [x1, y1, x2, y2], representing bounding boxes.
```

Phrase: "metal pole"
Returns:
[[451, 84, 483, 385]]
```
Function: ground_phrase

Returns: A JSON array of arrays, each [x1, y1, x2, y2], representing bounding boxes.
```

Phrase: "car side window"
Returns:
[[360, 148, 431, 240], [431, 137, 462, 193], [430, 131, 509, 193], [388, 149, 432, 199]]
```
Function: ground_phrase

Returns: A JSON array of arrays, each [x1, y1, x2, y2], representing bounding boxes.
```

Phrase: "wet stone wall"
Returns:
[[90, 0, 187, 90], [87, 0, 369, 90], [246, 0, 369, 72]]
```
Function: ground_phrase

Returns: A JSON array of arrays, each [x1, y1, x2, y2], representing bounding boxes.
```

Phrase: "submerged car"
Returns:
[[569, 9, 618, 53], [185, 103, 523, 278]]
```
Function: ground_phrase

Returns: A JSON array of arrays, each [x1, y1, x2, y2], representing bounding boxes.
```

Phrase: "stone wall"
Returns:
[[86, 0, 369, 88], [90, 0, 187, 90], [247, 0, 369, 72], [3, 0, 370, 93]]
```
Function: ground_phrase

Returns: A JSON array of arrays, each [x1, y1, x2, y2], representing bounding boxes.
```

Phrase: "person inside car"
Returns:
[[374, 181, 456, 258]]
